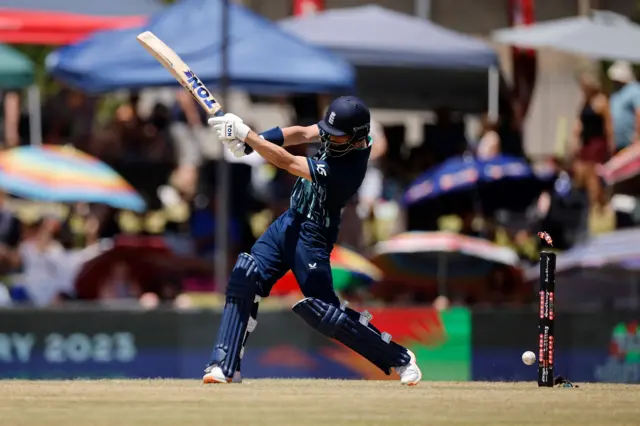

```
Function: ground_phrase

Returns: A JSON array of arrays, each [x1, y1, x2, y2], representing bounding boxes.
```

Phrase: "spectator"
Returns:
[[17, 217, 68, 306], [0, 192, 21, 275], [459, 212, 481, 238], [426, 107, 467, 164], [476, 114, 501, 160], [536, 159, 589, 250], [497, 98, 525, 158], [339, 119, 387, 249], [2, 91, 21, 148], [0, 192, 21, 248], [608, 61, 640, 154], [98, 261, 141, 301], [189, 193, 241, 261], [42, 87, 96, 150], [573, 71, 613, 209], [358, 118, 387, 218], [170, 90, 208, 166]]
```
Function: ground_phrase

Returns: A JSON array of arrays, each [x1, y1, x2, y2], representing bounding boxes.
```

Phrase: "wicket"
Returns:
[[538, 251, 556, 387]]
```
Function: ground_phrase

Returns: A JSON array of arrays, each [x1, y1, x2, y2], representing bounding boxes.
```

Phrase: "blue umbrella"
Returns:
[[404, 154, 555, 214]]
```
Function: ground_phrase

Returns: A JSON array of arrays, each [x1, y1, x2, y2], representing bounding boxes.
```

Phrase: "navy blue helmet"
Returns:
[[317, 96, 370, 155]]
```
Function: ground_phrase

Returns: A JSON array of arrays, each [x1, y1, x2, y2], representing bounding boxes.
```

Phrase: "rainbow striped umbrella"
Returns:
[[0, 145, 145, 212], [273, 245, 383, 295]]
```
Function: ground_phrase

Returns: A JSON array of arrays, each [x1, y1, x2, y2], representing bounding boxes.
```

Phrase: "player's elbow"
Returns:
[[269, 151, 295, 173], [273, 156, 292, 171], [280, 155, 311, 181]]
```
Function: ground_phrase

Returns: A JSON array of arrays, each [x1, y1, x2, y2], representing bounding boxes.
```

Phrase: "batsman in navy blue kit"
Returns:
[[204, 96, 422, 386]]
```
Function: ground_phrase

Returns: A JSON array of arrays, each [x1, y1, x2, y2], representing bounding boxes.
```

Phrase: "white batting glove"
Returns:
[[208, 113, 251, 142], [225, 139, 249, 158]]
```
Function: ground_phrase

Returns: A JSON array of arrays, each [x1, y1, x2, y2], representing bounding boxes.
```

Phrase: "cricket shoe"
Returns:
[[202, 365, 231, 384], [394, 349, 422, 386]]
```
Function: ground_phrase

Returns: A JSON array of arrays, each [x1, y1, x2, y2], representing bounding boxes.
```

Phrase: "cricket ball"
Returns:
[[522, 351, 536, 366]]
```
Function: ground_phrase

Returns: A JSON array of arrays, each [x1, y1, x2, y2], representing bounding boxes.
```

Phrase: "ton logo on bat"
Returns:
[[183, 70, 216, 110]]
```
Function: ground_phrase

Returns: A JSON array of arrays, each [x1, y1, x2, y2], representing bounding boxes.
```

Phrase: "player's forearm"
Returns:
[[259, 125, 318, 147], [244, 131, 292, 169], [282, 125, 319, 147]]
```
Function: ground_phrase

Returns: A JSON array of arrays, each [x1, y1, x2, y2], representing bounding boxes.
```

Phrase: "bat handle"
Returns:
[[213, 108, 225, 117]]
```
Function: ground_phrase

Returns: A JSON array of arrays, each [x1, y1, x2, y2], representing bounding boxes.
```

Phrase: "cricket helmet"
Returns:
[[318, 96, 371, 155]]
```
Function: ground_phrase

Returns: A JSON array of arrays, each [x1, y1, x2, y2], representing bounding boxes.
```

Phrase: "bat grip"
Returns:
[[213, 108, 225, 117]]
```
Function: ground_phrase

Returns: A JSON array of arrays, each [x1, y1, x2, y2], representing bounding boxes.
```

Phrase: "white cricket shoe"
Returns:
[[202, 365, 231, 384], [203, 364, 243, 384], [394, 350, 422, 386]]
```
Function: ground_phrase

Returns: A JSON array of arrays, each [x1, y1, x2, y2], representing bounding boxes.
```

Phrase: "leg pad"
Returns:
[[209, 253, 259, 378], [292, 297, 410, 374]]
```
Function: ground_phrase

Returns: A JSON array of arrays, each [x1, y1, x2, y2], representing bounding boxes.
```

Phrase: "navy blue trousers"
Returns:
[[250, 210, 339, 306]]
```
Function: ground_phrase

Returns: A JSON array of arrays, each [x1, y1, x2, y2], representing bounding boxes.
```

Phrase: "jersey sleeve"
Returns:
[[307, 158, 332, 186]]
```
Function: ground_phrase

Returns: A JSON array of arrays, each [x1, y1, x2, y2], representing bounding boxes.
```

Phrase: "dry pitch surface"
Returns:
[[1, 380, 639, 426]]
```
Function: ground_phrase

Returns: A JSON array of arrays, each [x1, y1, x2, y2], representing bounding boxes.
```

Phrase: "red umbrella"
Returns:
[[0, 9, 145, 45], [74, 235, 213, 299]]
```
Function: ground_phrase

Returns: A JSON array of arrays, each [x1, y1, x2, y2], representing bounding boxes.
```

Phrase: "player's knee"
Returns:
[[226, 253, 260, 300], [292, 297, 345, 337], [296, 265, 339, 306], [300, 287, 340, 308]]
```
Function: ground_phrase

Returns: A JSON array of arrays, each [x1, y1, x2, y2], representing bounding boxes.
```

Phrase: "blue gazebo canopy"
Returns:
[[46, 0, 354, 94]]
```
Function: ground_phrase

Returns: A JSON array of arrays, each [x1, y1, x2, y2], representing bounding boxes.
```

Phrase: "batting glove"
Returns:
[[208, 113, 251, 142], [225, 139, 254, 158]]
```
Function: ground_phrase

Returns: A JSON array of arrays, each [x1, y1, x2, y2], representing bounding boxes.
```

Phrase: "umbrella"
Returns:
[[271, 245, 383, 295], [0, 9, 145, 45], [404, 154, 554, 215], [599, 143, 640, 195], [0, 145, 145, 212], [74, 235, 213, 299], [492, 11, 640, 62], [0, 43, 34, 88], [371, 231, 520, 296], [525, 228, 640, 280], [524, 229, 640, 308]]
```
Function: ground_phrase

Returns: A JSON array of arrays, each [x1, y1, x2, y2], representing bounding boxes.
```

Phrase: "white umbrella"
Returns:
[[372, 231, 520, 296], [492, 11, 640, 62], [524, 229, 640, 308]]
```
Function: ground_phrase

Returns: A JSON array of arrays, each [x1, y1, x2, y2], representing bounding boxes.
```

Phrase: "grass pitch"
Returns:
[[1, 380, 639, 425]]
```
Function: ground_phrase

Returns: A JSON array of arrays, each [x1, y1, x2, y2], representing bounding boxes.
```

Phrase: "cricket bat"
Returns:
[[136, 31, 224, 117]]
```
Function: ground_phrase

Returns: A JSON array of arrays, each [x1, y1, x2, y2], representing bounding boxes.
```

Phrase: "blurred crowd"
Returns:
[[0, 57, 639, 310]]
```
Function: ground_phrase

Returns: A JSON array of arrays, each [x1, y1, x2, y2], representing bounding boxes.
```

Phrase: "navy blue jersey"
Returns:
[[290, 141, 371, 243]]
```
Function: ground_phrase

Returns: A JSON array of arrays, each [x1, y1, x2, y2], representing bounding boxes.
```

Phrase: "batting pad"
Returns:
[[210, 253, 259, 378], [293, 297, 411, 374]]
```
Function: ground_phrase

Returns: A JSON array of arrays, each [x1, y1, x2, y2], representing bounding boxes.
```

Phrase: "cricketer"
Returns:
[[203, 96, 422, 386]]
